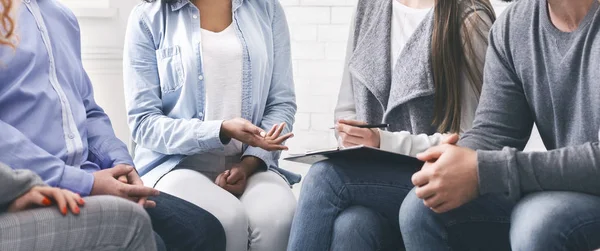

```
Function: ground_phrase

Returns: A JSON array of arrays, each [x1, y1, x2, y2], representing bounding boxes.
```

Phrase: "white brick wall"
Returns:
[[279, 1, 542, 194]]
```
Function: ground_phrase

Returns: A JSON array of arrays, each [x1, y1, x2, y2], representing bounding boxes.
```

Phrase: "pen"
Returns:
[[330, 124, 389, 129]]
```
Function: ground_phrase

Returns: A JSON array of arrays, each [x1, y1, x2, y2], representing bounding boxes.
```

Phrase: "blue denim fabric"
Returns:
[[288, 159, 414, 251], [147, 192, 226, 251], [401, 190, 600, 251], [123, 0, 299, 187]]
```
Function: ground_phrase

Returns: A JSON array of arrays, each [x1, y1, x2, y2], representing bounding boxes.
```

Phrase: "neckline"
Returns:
[[393, 0, 433, 14], [201, 22, 234, 35], [541, 0, 599, 37]]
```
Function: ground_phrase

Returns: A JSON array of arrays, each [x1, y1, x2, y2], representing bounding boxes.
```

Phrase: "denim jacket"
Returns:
[[123, 0, 299, 187]]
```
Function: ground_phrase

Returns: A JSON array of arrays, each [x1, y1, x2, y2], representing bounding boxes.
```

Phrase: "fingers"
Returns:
[[415, 184, 436, 200], [243, 122, 266, 137], [338, 119, 367, 126], [423, 194, 444, 209], [117, 175, 128, 184], [226, 170, 243, 185], [336, 123, 369, 138], [216, 171, 230, 187], [269, 132, 294, 145], [39, 188, 68, 215], [416, 145, 448, 162], [442, 134, 460, 145], [266, 122, 286, 139], [144, 200, 157, 208], [266, 124, 278, 137], [138, 197, 148, 207], [123, 184, 160, 198], [411, 167, 433, 187], [62, 190, 81, 215], [109, 165, 135, 178], [25, 190, 49, 208], [338, 132, 365, 146]]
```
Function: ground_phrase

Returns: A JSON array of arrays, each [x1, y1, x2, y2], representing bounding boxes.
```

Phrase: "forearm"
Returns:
[[0, 121, 94, 195], [477, 142, 600, 201]]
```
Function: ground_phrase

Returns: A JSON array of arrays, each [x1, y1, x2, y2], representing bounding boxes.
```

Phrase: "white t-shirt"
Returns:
[[201, 23, 243, 156], [391, 1, 432, 69]]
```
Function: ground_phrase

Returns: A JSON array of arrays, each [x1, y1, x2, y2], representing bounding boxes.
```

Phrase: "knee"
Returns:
[[247, 190, 296, 236], [399, 188, 436, 233], [333, 206, 382, 241], [510, 193, 577, 251], [215, 199, 249, 236]]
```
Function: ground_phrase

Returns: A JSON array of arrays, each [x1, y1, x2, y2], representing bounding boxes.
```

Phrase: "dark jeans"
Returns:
[[288, 159, 415, 251], [147, 192, 226, 251], [400, 190, 600, 251]]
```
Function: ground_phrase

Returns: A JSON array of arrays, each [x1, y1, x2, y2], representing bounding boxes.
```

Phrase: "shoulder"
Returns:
[[129, 1, 168, 30], [488, 0, 538, 43], [244, 0, 285, 20]]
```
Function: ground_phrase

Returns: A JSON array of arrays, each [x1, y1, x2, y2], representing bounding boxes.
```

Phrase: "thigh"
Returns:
[[240, 171, 296, 251], [511, 192, 600, 251], [154, 169, 244, 251], [325, 159, 415, 224], [0, 196, 155, 251]]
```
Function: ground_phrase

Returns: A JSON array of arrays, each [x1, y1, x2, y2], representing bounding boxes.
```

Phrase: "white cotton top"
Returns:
[[391, 1, 432, 69], [335, 3, 492, 156], [201, 23, 243, 156]]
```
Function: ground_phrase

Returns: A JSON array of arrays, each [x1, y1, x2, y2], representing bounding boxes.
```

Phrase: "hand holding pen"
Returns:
[[334, 119, 385, 148]]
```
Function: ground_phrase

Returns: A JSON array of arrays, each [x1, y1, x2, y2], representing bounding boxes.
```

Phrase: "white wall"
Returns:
[[71, 0, 542, 184]]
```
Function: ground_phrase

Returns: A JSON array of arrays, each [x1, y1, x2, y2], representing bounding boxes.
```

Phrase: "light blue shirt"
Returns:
[[124, 0, 299, 186], [0, 0, 133, 196]]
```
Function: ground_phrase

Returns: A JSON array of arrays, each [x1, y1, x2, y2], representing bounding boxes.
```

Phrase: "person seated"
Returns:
[[400, 0, 600, 250], [0, 0, 225, 250], [0, 162, 157, 251], [288, 0, 495, 250], [123, 0, 297, 250]]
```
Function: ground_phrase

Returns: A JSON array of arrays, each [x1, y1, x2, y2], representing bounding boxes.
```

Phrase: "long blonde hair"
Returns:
[[0, 0, 16, 48]]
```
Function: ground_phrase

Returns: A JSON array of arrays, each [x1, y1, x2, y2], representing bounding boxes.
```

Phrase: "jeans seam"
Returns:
[[562, 219, 600, 250]]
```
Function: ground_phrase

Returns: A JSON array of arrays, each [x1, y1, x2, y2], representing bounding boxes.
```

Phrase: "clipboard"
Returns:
[[283, 145, 424, 168]]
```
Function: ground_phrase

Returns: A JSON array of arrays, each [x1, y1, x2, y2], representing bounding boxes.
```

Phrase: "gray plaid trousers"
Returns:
[[0, 195, 156, 251]]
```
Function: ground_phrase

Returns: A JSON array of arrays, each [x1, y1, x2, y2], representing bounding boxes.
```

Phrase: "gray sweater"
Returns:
[[459, 0, 600, 201], [0, 163, 45, 212]]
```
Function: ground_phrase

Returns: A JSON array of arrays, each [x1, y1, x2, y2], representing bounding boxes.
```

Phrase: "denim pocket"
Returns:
[[156, 46, 185, 94]]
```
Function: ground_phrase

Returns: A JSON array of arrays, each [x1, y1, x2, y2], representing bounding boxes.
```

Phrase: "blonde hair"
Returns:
[[0, 0, 16, 48]]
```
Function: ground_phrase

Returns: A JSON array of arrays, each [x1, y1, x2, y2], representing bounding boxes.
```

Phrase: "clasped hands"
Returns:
[[411, 134, 480, 213], [216, 119, 294, 196]]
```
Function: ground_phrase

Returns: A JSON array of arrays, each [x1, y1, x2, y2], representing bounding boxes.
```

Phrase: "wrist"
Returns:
[[240, 156, 265, 176], [219, 120, 232, 144]]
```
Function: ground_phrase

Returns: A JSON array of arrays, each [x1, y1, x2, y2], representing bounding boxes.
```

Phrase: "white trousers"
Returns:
[[155, 169, 296, 251]]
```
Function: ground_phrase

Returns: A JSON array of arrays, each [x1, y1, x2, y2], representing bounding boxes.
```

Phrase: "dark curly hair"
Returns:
[[1, 0, 16, 48]]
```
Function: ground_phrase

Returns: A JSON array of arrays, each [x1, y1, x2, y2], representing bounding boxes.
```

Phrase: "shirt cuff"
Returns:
[[196, 119, 226, 150], [58, 167, 95, 196], [477, 149, 512, 196], [243, 146, 276, 170]]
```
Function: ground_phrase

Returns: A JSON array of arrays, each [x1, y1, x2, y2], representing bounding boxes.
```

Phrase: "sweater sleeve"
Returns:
[[334, 7, 358, 122], [458, 14, 600, 201], [0, 163, 45, 211]]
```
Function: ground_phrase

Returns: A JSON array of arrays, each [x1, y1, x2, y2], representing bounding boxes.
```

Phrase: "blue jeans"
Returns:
[[147, 192, 226, 251], [400, 189, 600, 251], [288, 159, 415, 251]]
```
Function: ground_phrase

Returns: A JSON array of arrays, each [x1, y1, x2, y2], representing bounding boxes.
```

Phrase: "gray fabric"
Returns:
[[458, 0, 600, 201], [348, 0, 488, 134], [0, 163, 45, 211], [0, 196, 156, 251], [348, 0, 437, 134]]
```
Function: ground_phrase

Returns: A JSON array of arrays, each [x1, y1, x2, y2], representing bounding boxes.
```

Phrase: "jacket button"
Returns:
[[198, 75, 204, 81]]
